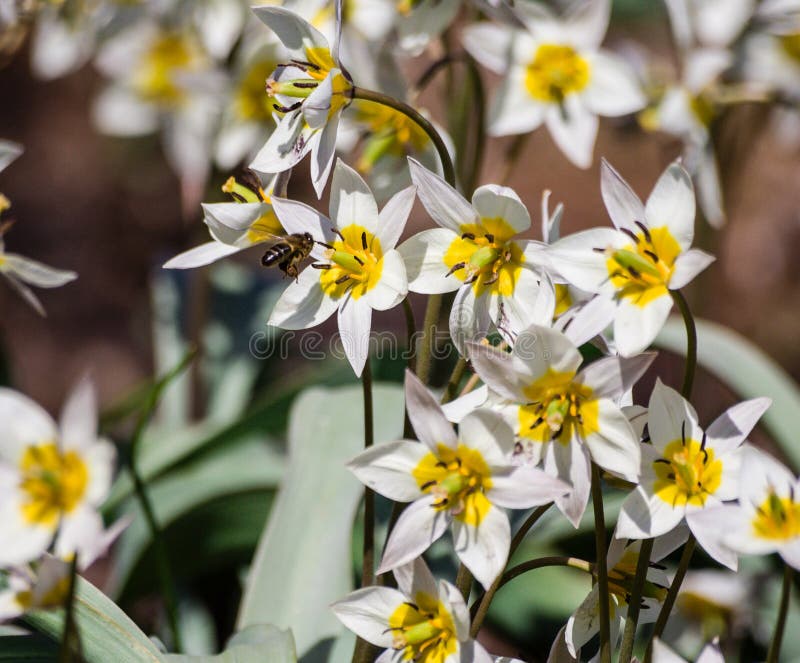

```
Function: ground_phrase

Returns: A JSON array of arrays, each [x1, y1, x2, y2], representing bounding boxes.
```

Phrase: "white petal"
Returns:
[[565, 0, 610, 49], [92, 86, 159, 136], [330, 159, 379, 233], [338, 293, 372, 376], [561, 295, 616, 347], [495, 268, 555, 340], [202, 201, 269, 245], [582, 52, 645, 117], [398, 228, 461, 294], [347, 440, 427, 502], [669, 249, 715, 290], [0, 589, 23, 622], [651, 638, 686, 663], [547, 228, 625, 293], [303, 73, 335, 130], [686, 509, 738, 570], [441, 385, 489, 424], [271, 197, 335, 256], [459, 409, 514, 464], [59, 378, 97, 451], [163, 241, 243, 269], [644, 161, 696, 251], [489, 465, 568, 509], [364, 250, 407, 311], [695, 641, 726, 663], [600, 158, 645, 233], [311, 116, 340, 198], [408, 158, 478, 232], [377, 495, 450, 573], [547, 626, 578, 663], [55, 505, 104, 560], [647, 379, 700, 453], [615, 485, 685, 539], [738, 447, 796, 515], [451, 504, 510, 590], [545, 438, 592, 527], [394, 556, 439, 601], [0, 495, 53, 566], [84, 439, 116, 505], [695, 144, 725, 229], [461, 22, 512, 75], [565, 584, 602, 655], [706, 397, 771, 455], [544, 98, 598, 170], [466, 342, 529, 402], [613, 292, 673, 357], [377, 185, 416, 249], [268, 267, 338, 330], [514, 324, 583, 377], [582, 399, 640, 481], [0, 140, 23, 171], [251, 5, 331, 58], [0, 389, 57, 463], [779, 539, 800, 571], [577, 353, 655, 399], [471, 185, 530, 233], [405, 370, 458, 450], [487, 67, 547, 137], [331, 586, 408, 647], [3, 254, 76, 288], [250, 110, 313, 174], [449, 287, 490, 356]]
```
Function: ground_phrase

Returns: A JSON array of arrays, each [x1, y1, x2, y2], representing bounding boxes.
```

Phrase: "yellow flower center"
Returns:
[[0, 193, 10, 215], [525, 43, 591, 103], [603, 225, 681, 307], [235, 58, 279, 122], [554, 283, 572, 318], [690, 94, 715, 128], [133, 32, 201, 107], [751, 491, 800, 541], [780, 33, 800, 63], [388, 593, 458, 663], [443, 218, 525, 296], [15, 573, 71, 611], [318, 224, 383, 300], [412, 443, 493, 526], [653, 433, 722, 508], [354, 100, 429, 173], [19, 443, 89, 527], [517, 369, 599, 446]]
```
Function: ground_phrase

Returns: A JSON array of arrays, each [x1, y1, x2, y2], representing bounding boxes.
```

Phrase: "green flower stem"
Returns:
[[617, 538, 655, 663], [767, 564, 794, 663], [670, 289, 697, 399], [351, 87, 456, 188], [441, 357, 468, 404], [402, 297, 416, 374], [644, 535, 697, 663], [129, 349, 196, 653], [456, 564, 473, 603], [415, 294, 443, 386], [361, 358, 375, 588], [58, 554, 80, 663], [469, 504, 552, 631], [591, 463, 612, 663]]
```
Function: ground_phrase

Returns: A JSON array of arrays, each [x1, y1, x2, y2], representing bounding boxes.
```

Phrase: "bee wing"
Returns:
[[258, 233, 290, 248]]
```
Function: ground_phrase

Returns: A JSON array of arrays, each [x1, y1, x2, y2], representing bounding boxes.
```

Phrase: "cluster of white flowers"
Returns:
[[4, 0, 800, 660]]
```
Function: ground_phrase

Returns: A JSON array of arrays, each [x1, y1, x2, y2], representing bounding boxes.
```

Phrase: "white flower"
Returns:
[[451, 324, 653, 526], [268, 159, 412, 376], [331, 556, 495, 663], [0, 380, 117, 567], [164, 171, 287, 269], [652, 637, 724, 663], [462, 0, 645, 168], [691, 447, 800, 570], [397, 159, 555, 354], [616, 380, 771, 570], [564, 530, 685, 657], [743, 15, 800, 101], [0, 555, 71, 622], [547, 159, 715, 356], [0, 140, 77, 316], [347, 370, 568, 589], [249, 6, 353, 198]]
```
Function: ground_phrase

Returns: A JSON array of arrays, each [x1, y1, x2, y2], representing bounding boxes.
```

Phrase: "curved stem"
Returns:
[[767, 564, 794, 663], [441, 357, 468, 404], [644, 535, 697, 663], [470, 556, 593, 636], [670, 289, 697, 399], [469, 505, 552, 632], [591, 463, 612, 663], [58, 554, 80, 663], [351, 87, 456, 188], [617, 538, 654, 663], [411, 53, 462, 99]]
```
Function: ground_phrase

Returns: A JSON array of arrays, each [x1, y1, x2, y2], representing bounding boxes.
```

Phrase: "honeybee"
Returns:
[[260, 232, 316, 280]]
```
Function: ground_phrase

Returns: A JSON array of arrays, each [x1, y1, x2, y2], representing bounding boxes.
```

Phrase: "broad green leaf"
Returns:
[[164, 624, 296, 663], [109, 437, 283, 598], [0, 634, 58, 661], [236, 383, 405, 657], [656, 317, 800, 470], [23, 577, 163, 663]]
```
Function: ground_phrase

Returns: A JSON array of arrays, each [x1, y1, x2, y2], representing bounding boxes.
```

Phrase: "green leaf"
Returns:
[[236, 382, 405, 657], [23, 577, 164, 663], [164, 624, 296, 663], [0, 634, 58, 661], [109, 437, 283, 599], [656, 317, 800, 470]]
